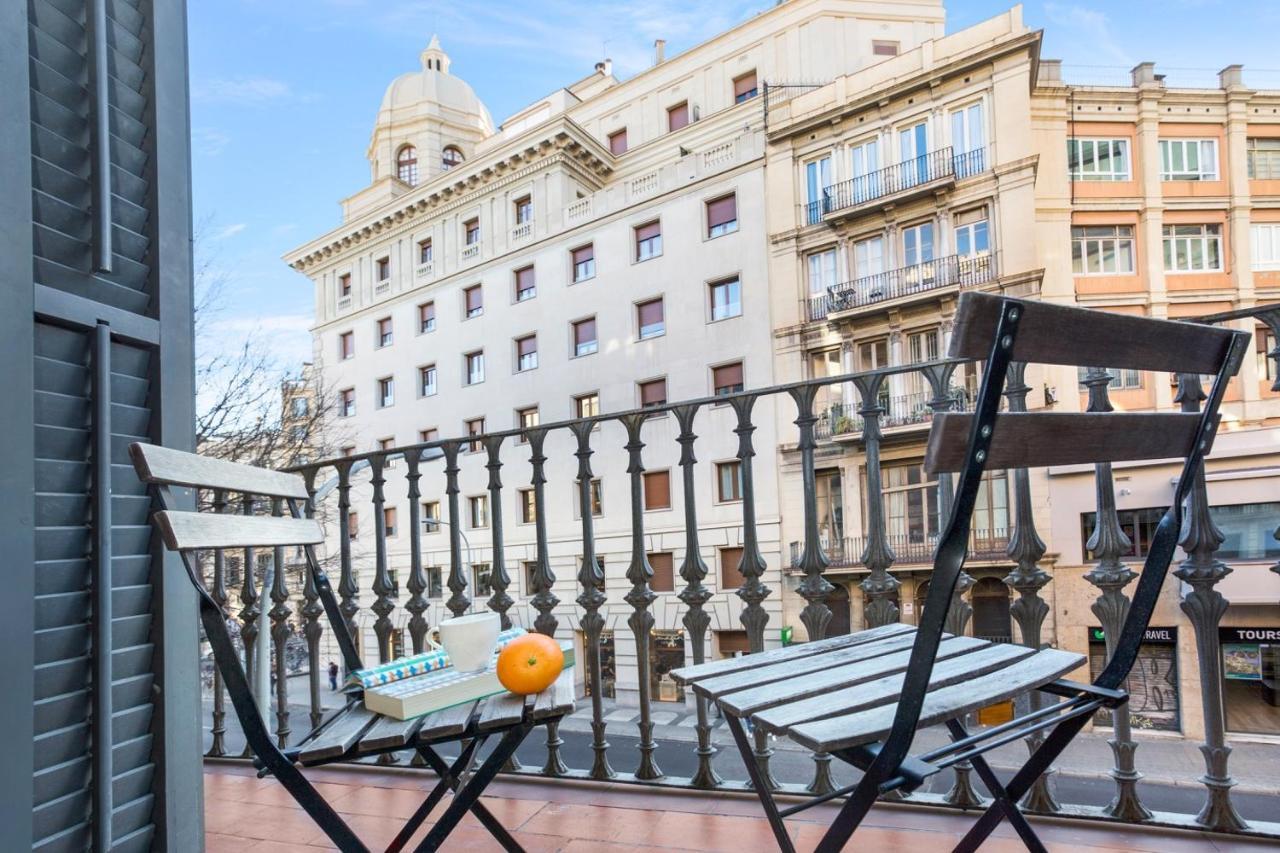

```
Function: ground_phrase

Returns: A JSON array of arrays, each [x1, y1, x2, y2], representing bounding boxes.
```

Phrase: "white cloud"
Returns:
[[213, 222, 247, 240], [193, 127, 232, 156], [1043, 3, 1133, 67], [193, 76, 293, 104]]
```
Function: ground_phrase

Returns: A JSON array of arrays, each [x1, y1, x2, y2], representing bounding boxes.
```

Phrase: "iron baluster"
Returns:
[[270, 498, 292, 748], [853, 374, 899, 627], [727, 393, 777, 791], [1173, 373, 1247, 832], [1001, 362, 1059, 813], [621, 413, 664, 780], [206, 490, 229, 757], [1081, 366, 1152, 822], [239, 494, 260, 758], [336, 461, 360, 662], [525, 427, 565, 776], [673, 404, 721, 789], [485, 436, 515, 629], [787, 385, 835, 795], [369, 454, 399, 764], [301, 470, 325, 730], [442, 441, 470, 617], [570, 420, 615, 780], [404, 453, 429, 654]]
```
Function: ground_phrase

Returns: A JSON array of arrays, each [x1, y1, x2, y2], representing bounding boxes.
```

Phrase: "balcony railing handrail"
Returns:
[[822, 146, 955, 213], [820, 252, 996, 314]]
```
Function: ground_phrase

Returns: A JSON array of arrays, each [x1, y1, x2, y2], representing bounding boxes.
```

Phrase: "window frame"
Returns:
[[396, 144, 419, 185], [464, 350, 485, 386], [708, 275, 742, 322], [418, 238, 433, 265], [418, 301, 436, 334], [376, 316, 393, 348], [1159, 138, 1219, 181], [574, 392, 600, 420], [706, 193, 738, 239], [716, 460, 743, 503], [572, 317, 599, 358], [418, 364, 437, 397], [1251, 222, 1280, 271], [636, 297, 665, 340], [733, 70, 758, 104], [514, 195, 533, 225], [338, 272, 352, 298], [515, 334, 538, 373], [635, 220, 663, 262], [376, 376, 394, 409], [463, 284, 483, 319], [1247, 138, 1280, 180], [514, 265, 536, 302], [712, 360, 745, 397], [339, 387, 356, 418], [1066, 138, 1131, 182], [643, 469, 672, 511], [338, 330, 354, 360], [608, 128, 628, 156], [1071, 225, 1137, 276], [667, 101, 690, 132], [1162, 223, 1224, 273], [638, 377, 668, 410], [463, 217, 480, 246], [571, 243, 596, 283], [467, 494, 489, 529], [516, 405, 539, 441], [465, 417, 486, 454]]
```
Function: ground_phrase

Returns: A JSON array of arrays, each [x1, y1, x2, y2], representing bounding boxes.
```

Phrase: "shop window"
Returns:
[[651, 629, 686, 702], [1088, 627, 1180, 731], [1220, 627, 1280, 735]]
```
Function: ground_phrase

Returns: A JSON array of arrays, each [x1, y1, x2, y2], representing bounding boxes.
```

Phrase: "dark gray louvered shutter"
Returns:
[[2, 0, 200, 851]]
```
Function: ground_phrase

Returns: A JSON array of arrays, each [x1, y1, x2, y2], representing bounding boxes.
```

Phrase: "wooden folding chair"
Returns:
[[130, 444, 573, 853], [671, 292, 1249, 853]]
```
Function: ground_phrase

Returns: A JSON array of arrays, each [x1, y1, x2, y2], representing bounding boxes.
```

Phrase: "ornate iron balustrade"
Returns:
[[821, 252, 996, 315], [789, 530, 1012, 570], [195, 335, 1280, 842], [822, 147, 958, 216]]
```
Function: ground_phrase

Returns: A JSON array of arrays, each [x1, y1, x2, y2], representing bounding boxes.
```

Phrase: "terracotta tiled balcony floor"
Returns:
[[204, 762, 1274, 852]]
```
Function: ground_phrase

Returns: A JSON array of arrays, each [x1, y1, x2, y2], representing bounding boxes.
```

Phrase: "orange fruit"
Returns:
[[496, 633, 563, 695]]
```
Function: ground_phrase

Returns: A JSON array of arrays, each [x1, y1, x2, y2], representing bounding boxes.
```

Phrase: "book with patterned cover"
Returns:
[[344, 627, 526, 692], [364, 641, 575, 720]]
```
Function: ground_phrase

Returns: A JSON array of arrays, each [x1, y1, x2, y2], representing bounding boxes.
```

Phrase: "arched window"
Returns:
[[442, 145, 464, 170], [396, 145, 419, 185]]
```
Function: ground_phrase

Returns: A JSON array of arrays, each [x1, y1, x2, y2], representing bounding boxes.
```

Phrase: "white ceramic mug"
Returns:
[[429, 612, 501, 673]]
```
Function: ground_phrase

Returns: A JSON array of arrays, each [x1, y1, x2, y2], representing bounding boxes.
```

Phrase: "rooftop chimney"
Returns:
[[654, 39, 666, 66], [594, 59, 613, 77]]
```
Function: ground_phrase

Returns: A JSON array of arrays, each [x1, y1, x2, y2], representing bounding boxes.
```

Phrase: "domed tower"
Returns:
[[367, 36, 495, 187]]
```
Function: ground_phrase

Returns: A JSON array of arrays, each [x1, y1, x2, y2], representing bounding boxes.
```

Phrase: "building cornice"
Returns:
[[285, 119, 614, 271]]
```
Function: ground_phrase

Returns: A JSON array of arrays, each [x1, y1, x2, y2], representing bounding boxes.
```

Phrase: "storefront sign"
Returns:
[[1089, 626, 1176, 644], [1219, 627, 1280, 643]]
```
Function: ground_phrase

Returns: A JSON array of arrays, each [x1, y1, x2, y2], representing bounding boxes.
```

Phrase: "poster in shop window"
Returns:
[[1223, 644, 1263, 681]]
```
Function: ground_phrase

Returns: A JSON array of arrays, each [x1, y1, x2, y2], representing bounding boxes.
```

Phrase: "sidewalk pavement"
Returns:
[[557, 696, 1280, 795]]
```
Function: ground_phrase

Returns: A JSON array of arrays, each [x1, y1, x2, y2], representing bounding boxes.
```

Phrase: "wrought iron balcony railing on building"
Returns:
[[800, 148, 987, 227], [196, 329, 1280, 843], [789, 530, 1012, 571], [809, 252, 996, 321]]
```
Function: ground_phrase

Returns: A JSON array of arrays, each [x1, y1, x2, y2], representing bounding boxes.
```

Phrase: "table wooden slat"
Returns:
[[531, 670, 575, 720], [417, 701, 479, 741], [477, 692, 528, 731], [719, 635, 987, 717], [297, 705, 378, 764], [788, 648, 1086, 752], [670, 623, 912, 686], [356, 714, 425, 754], [754, 642, 1033, 734]]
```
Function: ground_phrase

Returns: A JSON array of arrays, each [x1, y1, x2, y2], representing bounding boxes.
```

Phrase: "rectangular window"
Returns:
[[953, 208, 990, 258], [418, 301, 436, 333], [383, 506, 398, 537], [608, 128, 628, 155], [572, 244, 595, 282], [733, 71, 758, 104], [573, 317, 598, 357], [807, 248, 838, 293], [514, 265, 536, 301], [1160, 138, 1219, 181], [465, 350, 485, 385], [339, 331, 354, 360], [853, 236, 885, 279], [517, 405, 539, 440], [635, 221, 662, 261], [419, 428, 438, 443], [418, 238, 433, 264], [347, 511, 359, 540], [575, 392, 600, 419], [1163, 224, 1223, 272], [377, 376, 394, 408], [338, 273, 352, 297], [804, 157, 831, 225], [341, 445, 355, 457], [643, 470, 671, 511], [1067, 138, 1131, 181], [426, 566, 443, 597], [464, 218, 480, 245], [575, 477, 604, 518], [514, 195, 533, 225], [1076, 366, 1142, 390], [709, 276, 742, 321], [707, 194, 738, 238], [713, 361, 744, 397], [667, 101, 689, 132], [1083, 503, 1280, 562], [376, 317, 393, 347], [418, 364, 437, 397], [519, 488, 536, 524], [649, 551, 675, 592], [1072, 225, 1136, 275], [464, 285, 483, 318], [719, 546, 744, 590], [468, 496, 489, 529], [637, 298, 665, 339], [1247, 138, 1280, 180], [516, 334, 538, 371], [639, 378, 667, 409], [872, 40, 899, 56], [472, 563, 492, 597], [717, 460, 743, 502], [1252, 223, 1280, 271], [421, 501, 440, 533], [376, 257, 390, 281], [902, 221, 935, 266], [466, 417, 485, 453], [949, 101, 986, 171]]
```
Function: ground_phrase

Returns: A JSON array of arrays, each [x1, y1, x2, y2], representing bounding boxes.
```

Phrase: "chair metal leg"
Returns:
[[413, 722, 534, 853], [813, 765, 882, 853], [413, 739, 524, 852], [945, 720, 1047, 853], [384, 738, 484, 853], [954, 713, 1090, 852], [726, 715, 794, 853]]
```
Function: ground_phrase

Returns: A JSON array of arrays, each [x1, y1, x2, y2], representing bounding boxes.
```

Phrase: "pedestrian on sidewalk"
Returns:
[[328, 660, 339, 691]]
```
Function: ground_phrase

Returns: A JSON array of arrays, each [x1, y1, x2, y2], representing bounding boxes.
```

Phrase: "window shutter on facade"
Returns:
[[5, 1, 202, 848], [668, 102, 690, 131], [465, 286, 482, 313], [636, 221, 661, 243], [640, 379, 667, 406], [573, 244, 594, 265], [714, 362, 744, 394], [708, 195, 737, 229], [637, 299, 663, 329], [734, 72, 758, 99], [575, 318, 596, 346], [649, 552, 675, 592]]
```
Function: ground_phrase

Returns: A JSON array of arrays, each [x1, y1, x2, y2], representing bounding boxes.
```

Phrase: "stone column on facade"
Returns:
[[1081, 367, 1152, 822], [1002, 362, 1060, 813], [1173, 373, 1248, 832], [854, 374, 899, 627]]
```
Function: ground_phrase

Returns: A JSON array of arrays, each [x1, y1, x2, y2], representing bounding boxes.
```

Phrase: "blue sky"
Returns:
[[189, 0, 1280, 370]]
